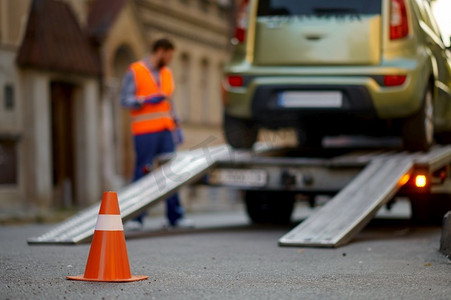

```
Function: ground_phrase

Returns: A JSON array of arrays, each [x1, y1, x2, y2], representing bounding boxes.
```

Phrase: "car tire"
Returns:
[[244, 190, 295, 224], [224, 113, 258, 149], [401, 85, 434, 152]]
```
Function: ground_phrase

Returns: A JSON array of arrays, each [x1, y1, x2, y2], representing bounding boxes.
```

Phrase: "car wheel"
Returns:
[[224, 113, 258, 149], [401, 85, 434, 152], [244, 190, 295, 224]]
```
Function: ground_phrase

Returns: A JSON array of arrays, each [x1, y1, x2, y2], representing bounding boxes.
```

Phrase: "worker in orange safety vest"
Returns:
[[120, 38, 190, 229]]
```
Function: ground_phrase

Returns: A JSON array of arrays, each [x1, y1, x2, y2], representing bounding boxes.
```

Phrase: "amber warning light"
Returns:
[[398, 173, 428, 189], [415, 175, 427, 188], [398, 174, 410, 186]]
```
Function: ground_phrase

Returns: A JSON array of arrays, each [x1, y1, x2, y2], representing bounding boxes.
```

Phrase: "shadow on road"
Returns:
[[124, 214, 441, 249]]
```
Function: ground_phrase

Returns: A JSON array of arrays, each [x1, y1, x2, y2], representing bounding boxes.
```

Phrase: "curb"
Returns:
[[440, 211, 451, 258], [0, 209, 77, 225]]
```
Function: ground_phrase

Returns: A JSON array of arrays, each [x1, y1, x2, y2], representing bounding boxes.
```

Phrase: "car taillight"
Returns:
[[234, 0, 250, 43], [384, 75, 407, 86], [227, 75, 243, 87], [390, 0, 409, 40]]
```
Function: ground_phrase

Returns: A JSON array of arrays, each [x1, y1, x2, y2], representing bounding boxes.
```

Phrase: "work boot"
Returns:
[[162, 218, 195, 230], [175, 218, 195, 228], [124, 220, 143, 231]]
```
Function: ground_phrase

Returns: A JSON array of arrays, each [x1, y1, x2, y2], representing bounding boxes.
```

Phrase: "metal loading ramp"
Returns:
[[279, 145, 451, 248], [27, 145, 235, 245]]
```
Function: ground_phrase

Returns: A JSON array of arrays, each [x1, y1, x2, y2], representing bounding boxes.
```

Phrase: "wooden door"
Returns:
[[50, 82, 76, 207]]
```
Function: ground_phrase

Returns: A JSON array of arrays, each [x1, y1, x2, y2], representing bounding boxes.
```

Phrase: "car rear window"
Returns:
[[257, 0, 382, 16]]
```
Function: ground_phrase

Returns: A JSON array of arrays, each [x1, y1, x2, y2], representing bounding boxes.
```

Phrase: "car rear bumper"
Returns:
[[224, 59, 429, 122], [251, 83, 376, 120]]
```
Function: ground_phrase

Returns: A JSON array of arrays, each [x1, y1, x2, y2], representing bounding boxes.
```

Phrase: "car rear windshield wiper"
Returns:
[[313, 7, 359, 16], [312, 7, 361, 20], [268, 7, 291, 16]]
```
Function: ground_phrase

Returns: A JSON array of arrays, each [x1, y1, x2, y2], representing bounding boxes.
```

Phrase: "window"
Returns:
[[0, 141, 17, 185], [4, 84, 14, 110], [179, 53, 191, 122], [199, 0, 210, 12], [218, 4, 229, 19], [421, 1, 442, 39], [257, 0, 382, 16], [200, 59, 209, 124]]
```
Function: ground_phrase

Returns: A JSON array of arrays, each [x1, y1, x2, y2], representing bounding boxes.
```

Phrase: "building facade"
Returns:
[[0, 0, 233, 213]]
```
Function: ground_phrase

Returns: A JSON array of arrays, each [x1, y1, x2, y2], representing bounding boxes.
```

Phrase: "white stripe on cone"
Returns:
[[95, 215, 124, 231]]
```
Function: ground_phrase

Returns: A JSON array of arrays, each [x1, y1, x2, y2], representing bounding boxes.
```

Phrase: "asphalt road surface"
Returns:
[[1, 201, 450, 299]]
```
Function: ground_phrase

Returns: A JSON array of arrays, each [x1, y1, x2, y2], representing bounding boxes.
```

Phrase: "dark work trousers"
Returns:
[[132, 130, 184, 226]]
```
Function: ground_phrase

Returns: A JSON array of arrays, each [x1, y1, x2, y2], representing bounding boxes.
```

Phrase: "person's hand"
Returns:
[[173, 115, 180, 126], [173, 126, 184, 145], [132, 101, 143, 110], [143, 95, 166, 104]]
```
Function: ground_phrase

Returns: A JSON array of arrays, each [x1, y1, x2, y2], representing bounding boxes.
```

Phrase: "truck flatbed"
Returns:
[[28, 144, 451, 247]]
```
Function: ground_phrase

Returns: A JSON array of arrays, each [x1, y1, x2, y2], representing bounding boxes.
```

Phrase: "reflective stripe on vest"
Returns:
[[131, 111, 173, 123], [129, 61, 175, 135]]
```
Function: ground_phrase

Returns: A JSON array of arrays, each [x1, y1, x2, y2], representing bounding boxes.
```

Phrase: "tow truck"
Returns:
[[28, 137, 451, 248]]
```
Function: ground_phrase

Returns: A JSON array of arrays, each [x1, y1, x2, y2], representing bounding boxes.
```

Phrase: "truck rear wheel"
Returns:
[[409, 193, 451, 225], [401, 85, 434, 152], [244, 191, 295, 224], [224, 114, 258, 149], [435, 131, 451, 145], [296, 127, 324, 148]]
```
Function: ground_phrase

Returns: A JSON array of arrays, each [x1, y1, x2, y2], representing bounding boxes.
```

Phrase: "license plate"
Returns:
[[278, 91, 342, 108], [209, 169, 268, 187]]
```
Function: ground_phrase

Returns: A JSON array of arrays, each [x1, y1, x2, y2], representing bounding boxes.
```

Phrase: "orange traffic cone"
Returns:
[[67, 191, 148, 282]]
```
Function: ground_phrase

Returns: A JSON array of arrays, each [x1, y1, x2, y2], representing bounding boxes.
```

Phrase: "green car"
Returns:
[[223, 0, 451, 151]]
